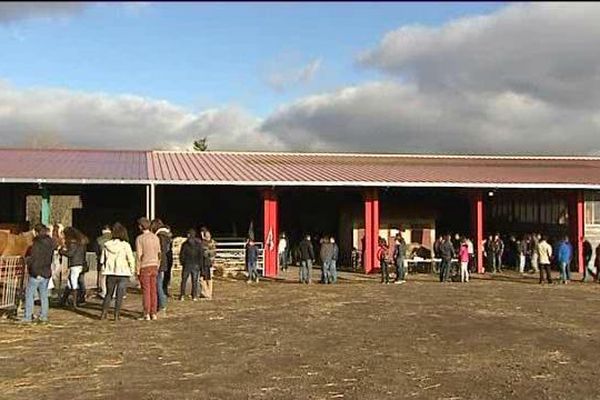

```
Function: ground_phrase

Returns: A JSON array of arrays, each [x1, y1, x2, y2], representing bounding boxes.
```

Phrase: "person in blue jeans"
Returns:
[[298, 234, 315, 284], [22, 224, 56, 323], [319, 236, 334, 284], [179, 229, 204, 300], [330, 237, 339, 284], [557, 236, 573, 284]]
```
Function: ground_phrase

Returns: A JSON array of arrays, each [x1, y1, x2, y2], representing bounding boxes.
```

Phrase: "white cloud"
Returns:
[[0, 2, 88, 24], [260, 3, 600, 155], [2, 2, 600, 156], [0, 82, 284, 151], [266, 58, 322, 92]]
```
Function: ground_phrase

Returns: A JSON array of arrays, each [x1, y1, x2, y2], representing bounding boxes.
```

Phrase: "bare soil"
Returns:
[[1, 269, 600, 400]]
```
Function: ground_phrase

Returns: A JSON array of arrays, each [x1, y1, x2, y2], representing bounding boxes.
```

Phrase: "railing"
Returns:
[[0, 256, 27, 311], [171, 238, 265, 277], [214, 239, 264, 276]]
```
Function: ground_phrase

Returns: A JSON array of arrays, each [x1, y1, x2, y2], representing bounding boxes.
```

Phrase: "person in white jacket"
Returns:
[[278, 233, 288, 272], [538, 235, 553, 285], [100, 223, 135, 321]]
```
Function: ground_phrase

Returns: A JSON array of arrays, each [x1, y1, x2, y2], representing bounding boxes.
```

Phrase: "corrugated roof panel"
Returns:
[[0, 149, 148, 181], [149, 151, 600, 186], [2, 148, 600, 187]]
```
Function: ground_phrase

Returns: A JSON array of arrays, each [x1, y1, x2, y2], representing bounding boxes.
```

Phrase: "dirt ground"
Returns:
[[2, 268, 600, 400]]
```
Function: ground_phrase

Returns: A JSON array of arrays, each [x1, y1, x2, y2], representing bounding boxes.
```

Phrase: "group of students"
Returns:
[[514, 233, 577, 284], [259, 233, 340, 284], [377, 235, 409, 284], [21, 217, 216, 323]]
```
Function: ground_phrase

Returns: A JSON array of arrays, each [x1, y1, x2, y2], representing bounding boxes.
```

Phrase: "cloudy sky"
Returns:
[[0, 2, 599, 155]]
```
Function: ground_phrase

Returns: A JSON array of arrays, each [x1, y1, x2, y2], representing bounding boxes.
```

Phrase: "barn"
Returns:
[[1, 148, 599, 277]]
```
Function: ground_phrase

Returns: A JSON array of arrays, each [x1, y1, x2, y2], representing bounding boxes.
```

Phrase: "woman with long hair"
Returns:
[[58, 227, 88, 309], [100, 223, 135, 321]]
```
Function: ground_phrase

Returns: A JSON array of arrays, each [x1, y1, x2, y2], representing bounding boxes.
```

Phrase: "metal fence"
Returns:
[[0, 256, 27, 311], [214, 239, 264, 276]]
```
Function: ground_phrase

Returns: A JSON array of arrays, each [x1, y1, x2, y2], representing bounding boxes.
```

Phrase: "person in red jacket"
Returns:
[[377, 238, 390, 284]]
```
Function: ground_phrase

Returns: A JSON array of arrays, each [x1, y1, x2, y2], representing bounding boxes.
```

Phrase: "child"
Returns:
[[377, 239, 390, 284], [459, 239, 470, 283], [246, 239, 259, 283]]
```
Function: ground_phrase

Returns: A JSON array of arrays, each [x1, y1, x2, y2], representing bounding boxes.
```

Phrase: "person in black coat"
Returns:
[[58, 227, 88, 309], [179, 229, 204, 300], [439, 234, 455, 283], [298, 234, 315, 284], [22, 224, 56, 323], [246, 238, 259, 283]]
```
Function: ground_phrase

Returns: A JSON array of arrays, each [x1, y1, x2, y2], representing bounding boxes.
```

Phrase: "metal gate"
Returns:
[[0, 256, 27, 311]]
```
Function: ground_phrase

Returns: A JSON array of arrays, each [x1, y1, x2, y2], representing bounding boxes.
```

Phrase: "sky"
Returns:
[[0, 2, 599, 155]]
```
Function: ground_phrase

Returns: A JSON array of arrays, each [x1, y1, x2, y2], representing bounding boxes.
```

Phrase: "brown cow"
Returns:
[[0, 230, 35, 257]]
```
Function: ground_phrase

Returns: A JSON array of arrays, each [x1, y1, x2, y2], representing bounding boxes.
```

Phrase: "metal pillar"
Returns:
[[145, 185, 150, 220], [150, 183, 156, 221]]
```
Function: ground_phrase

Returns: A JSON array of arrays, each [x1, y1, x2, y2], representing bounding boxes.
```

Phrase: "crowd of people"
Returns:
[[20, 217, 216, 324], [19, 221, 600, 323]]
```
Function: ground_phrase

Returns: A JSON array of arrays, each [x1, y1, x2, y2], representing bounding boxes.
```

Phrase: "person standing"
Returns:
[[278, 233, 288, 272], [298, 234, 314, 284], [94, 225, 112, 299], [21, 224, 56, 323], [557, 236, 573, 284], [483, 234, 494, 273], [58, 227, 88, 309], [492, 234, 504, 273], [531, 233, 541, 274], [330, 237, 339, 284], [152, 220, 171, 317], [100, 223, 135, 321], [433, 235, 443, 274], [517, 236, 527, 274], [459, 238, 470, 283], [320, 235, 334, 284], [378, 239, 390, 284], [179, 229, 203, 300], [163, 225, 174, 297], [200, 228, 216, 299], [135, 217, 161, 321], [393, 236, 407, 284], [538, 235, 553, 284], [465, 237, 475, 273], [439, 234, 455, 283], [595, 243, 600, 283], [246, 238, 259, 283], [582, 238, 594, 282]]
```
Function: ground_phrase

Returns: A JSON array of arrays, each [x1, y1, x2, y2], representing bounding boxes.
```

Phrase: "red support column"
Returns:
[[364, 189, 379, 274], [364, 194, 373, 274], [263, 189, 278, 278], [471, 191, 484, 274]]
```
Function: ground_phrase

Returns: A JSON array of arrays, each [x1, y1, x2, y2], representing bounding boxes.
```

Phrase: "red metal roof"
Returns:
[[149, 151, 600, 188], [1, 148, 600, 188], [0, 148, 148, 182]]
